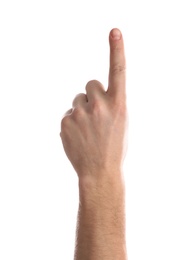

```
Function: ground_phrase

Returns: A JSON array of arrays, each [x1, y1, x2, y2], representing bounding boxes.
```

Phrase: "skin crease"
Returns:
[[60, 28, 128, 260]]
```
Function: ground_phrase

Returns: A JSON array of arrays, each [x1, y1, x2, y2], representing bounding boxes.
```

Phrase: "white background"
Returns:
[[0, 0, 195, 259]]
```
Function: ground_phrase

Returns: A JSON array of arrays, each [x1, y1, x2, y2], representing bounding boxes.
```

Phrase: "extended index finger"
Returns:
[[107, 28, 126, 99]]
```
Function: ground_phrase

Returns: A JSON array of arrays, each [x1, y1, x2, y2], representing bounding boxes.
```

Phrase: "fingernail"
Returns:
[[111, 28, 121, 40]]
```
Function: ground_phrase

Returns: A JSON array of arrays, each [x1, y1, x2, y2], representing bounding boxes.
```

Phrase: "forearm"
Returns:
[[74, 172, 127, 260]]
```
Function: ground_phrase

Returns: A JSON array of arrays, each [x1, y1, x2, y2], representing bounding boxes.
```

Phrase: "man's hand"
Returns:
[[60, 28, 128, 181], [60, 28, 128, 260]]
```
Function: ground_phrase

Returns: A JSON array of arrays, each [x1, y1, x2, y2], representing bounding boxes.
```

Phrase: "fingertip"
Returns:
[[110, 28, 122, 41]]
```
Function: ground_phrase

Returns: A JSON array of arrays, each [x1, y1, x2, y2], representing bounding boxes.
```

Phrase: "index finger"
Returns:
[[107, 28, 126, 99]]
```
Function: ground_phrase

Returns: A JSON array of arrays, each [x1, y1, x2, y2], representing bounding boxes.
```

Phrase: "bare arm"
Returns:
[[75, 172, 127, 259], [60, 28, 128, 260]]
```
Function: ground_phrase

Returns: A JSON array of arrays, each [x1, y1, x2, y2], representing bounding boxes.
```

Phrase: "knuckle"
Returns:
[[118, 105, 127, 119], [85, 80, 101, 90], [112, 43, 123, 51], [91, 99, 104, 115], [72, 107, 85, 120], [64, 108, 73, 116], [111, 64, 126, 75], [61, 116, 71, 133], [119, 103, 127, 116], [61, 115, 70, 126], [85, 80, 95, 89], [73, 93, 82, 100], [112, 94, 126, 106], [72, 93, 82, 107], [112, 99, 127, 117]]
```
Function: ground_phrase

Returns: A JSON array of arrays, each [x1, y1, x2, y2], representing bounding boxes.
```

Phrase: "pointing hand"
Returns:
[[60, 28, 128, 181]]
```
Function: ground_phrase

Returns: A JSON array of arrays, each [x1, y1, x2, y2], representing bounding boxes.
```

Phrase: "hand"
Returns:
[[60, 28, 128, 181]]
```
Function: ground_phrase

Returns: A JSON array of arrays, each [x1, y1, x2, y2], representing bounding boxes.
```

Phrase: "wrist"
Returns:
[[78, 168, 125, 190], [78, 170, 126, 207]]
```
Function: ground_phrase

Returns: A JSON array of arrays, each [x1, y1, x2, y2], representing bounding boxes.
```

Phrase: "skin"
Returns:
[[60, 28, 128, 260]]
